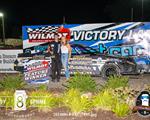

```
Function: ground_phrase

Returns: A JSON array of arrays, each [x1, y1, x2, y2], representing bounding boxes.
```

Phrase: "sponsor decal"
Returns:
[[73, 30, 126, 41], [24, 60, 50, 82], [133, 91, 150, 117], [14, 90, 28, 111], [27, 26, 70, 42]]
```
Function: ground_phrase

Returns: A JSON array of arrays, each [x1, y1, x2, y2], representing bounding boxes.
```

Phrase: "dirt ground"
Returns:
[[0, 107, 149, 120], [0, 73, 149, 120]]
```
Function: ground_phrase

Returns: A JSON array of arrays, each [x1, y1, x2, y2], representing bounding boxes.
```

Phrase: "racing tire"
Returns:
[[101, 63, 121, 80]]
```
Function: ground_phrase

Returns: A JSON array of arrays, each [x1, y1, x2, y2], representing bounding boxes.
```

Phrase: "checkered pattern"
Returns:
[[27, 26, 60, 34]]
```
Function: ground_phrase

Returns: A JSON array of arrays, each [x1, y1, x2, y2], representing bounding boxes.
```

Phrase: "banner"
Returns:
[[20, 22, 150, 83], [23, 23, 150, 55], [23, 59, 50, 84], [0, 50, 23, 73]]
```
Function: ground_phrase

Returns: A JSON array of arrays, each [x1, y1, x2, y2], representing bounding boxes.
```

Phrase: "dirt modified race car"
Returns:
[[14, 44, 148, 80]]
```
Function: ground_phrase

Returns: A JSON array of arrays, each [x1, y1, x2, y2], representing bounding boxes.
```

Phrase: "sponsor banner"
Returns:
[[23, 23, 150, 57], [23, 57, 101, 83], [21, 23, 150, 83], [0, 50, 23, 73], [68, 57, 101, 75], [23, 59, 50, 84], [23, 25, 70, 44]]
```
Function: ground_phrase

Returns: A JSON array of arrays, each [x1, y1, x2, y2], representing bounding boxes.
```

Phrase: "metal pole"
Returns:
[[63, 16, 66, 25], [141, 0, 144, 21], [131, 8, 134, 21], [1, 16, 5, 44]]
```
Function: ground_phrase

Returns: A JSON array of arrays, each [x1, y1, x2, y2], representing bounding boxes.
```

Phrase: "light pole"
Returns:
[[141, 0, 144, 21], [131, 8, 134, 21], [0, 12, 5, 44]]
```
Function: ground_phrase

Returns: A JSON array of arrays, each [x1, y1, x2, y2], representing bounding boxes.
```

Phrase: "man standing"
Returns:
[[48, 34, 61, 82]]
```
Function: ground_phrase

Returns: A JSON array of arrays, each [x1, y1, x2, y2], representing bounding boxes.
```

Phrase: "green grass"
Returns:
[[93, 88, 131, 117], [38, 84, 47, 91], [0, 73, 133, 117], [102, 75, 129, 90], [0, 90, 14, 110], [62, 88, 92, 113], [64, 72, 98, 93], [112, 101, 130, 117], [0, 74, 26, 90], [27, 90, 59, 112], [93, 89, 116, 111]]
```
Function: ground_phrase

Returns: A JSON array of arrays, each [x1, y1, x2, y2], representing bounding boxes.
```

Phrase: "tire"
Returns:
[[101, 63, 121, 80]]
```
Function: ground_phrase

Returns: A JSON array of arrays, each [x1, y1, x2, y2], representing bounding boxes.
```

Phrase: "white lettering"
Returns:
[[85, 31, 93, 40], [29, 34, 38, 39], [73, 31, 82, 40], [108, 31, 117, 40], [118, 30, 126, 39], [99, 31, 108, 40]]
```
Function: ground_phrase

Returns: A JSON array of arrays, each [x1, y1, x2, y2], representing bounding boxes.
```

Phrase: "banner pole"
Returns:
[[63, 16, 66, 25]]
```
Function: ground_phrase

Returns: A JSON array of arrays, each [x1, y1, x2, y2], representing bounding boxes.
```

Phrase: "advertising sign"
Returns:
[[0, 50, 23, 73], [134, 91, 150, 117], [19, 22, 150, 83], [23, 60, 50, 84], [23, 23, 150, 56]]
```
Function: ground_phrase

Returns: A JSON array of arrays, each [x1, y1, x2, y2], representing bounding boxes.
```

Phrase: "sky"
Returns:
[[0, 0, 150, 38]]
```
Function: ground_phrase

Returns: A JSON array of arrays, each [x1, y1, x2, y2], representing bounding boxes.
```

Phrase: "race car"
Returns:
[[14, 44, 146, 79], [70, 44, 146, 78]]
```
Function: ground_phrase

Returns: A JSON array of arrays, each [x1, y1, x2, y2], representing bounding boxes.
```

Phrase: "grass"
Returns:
[[27, 90, 60, 112], [64, 72, 98, 93], [93, 89, 115, 111], [0, 74, 26, 90], [93, 88, 131, 117], [0, 90, 14, 110], [62, 88, 92, 113], [112, 101, 131, 117], [102, 75, 129, 90], [0, 74, 132, 117]]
